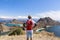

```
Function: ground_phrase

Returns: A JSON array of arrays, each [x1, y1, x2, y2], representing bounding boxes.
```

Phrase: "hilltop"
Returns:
[[0, 31, 60, 40], [35, 17, 60, 29]]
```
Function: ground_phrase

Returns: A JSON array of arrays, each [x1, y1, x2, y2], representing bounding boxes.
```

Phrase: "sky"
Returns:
[[0, 0, 60, 20]]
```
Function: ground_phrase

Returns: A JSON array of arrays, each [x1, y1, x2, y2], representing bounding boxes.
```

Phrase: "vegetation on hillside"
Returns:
[[8, 28, 24, 36]]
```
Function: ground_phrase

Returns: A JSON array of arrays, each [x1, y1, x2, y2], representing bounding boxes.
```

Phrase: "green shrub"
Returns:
[[8, 28, 24, 36]]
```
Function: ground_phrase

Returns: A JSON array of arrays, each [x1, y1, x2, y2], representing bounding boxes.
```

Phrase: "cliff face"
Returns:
[[37, 17, 60, 28]]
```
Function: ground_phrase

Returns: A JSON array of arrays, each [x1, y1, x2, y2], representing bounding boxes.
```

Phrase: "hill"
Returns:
[[37, 17, 60, 28]]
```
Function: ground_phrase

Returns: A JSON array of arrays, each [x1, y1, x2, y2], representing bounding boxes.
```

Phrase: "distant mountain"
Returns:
[[0, 18, 39, 23], [37, 17, 60, 28], [0, 18, 12, 23]]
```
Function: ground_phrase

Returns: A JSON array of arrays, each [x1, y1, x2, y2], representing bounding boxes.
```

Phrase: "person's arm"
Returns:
[[32, 20, 37, 28], [23, 23, 26, 27]]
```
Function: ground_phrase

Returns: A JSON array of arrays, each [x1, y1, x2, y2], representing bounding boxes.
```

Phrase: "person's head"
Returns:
[[28, 15, 32, 19]]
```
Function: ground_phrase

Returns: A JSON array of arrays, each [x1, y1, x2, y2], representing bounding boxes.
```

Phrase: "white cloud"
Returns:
[[18, 16, 38, 18], [0, 16, 15, 19], [37, 10, 60, 20], [32, 16, 39, 19], [17, 16, 27, 18], [0, 16, 39, 19], [1, 10, 60, 20]]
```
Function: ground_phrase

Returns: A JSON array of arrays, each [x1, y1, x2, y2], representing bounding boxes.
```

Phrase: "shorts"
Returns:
[[26, 30, 33, 38]]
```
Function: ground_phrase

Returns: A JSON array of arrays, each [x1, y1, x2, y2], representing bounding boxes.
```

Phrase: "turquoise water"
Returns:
[[5, 23, 23, 27], [45, 26, 60, 37]]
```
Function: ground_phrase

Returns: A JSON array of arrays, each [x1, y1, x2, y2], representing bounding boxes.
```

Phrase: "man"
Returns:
[[26, 15, 35, 40]]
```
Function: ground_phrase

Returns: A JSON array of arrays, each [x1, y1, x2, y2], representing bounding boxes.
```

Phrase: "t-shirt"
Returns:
[[26, 19, 35, 30]]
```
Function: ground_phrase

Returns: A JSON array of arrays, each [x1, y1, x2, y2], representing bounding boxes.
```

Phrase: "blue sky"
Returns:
[[0, 0, 60, 20]]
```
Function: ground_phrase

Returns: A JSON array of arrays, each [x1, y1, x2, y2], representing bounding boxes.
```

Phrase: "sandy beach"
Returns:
[[0, 31, 60, 40]]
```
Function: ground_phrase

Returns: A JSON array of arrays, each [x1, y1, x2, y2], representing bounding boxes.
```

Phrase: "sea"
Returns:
[[45, 25, 60, 37]]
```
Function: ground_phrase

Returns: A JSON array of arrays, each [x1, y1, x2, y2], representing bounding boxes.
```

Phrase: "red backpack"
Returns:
[[26, 19, 33, 30]]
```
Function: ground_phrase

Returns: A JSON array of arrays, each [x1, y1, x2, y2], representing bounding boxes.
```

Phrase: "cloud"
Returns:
[[37, 10, 60, 20], [0, 16, 39, 19], [1, 10, 60, 20], [18, 16, 39, 19], [0, 16, 15, 19]]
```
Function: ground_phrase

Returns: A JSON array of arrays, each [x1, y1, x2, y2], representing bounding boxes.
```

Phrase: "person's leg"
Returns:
[[30, 30, 33, 40], [26, 30, 29, 40], [27, 37, 29, 40], [30, 37, 32, 40]]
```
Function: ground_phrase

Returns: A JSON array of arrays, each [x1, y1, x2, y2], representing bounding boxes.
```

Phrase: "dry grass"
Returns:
[[0, 31, 60, 40]]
